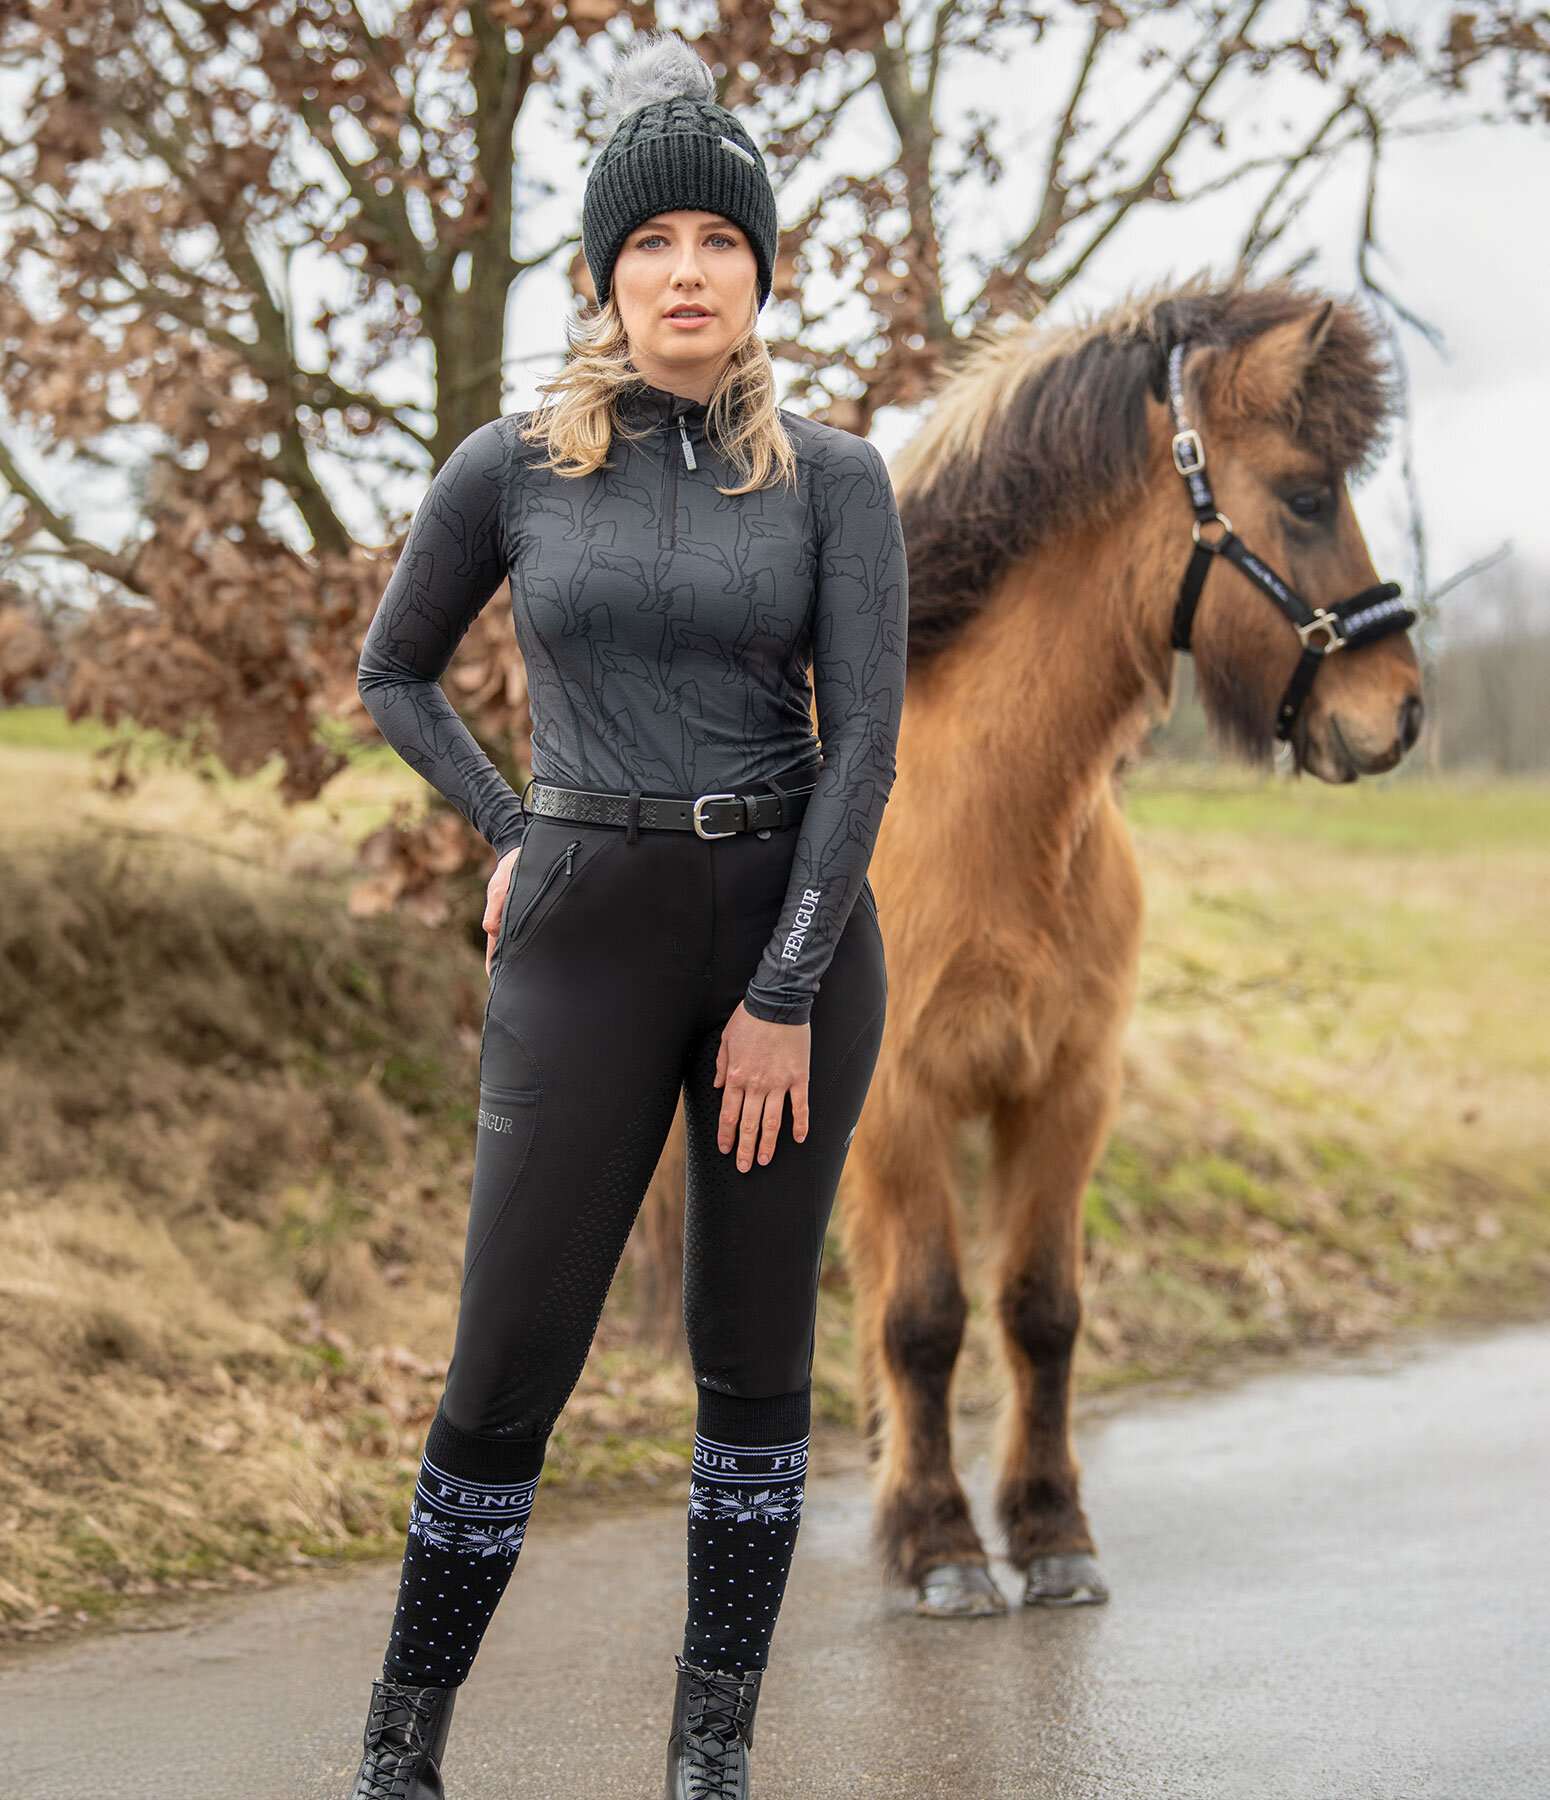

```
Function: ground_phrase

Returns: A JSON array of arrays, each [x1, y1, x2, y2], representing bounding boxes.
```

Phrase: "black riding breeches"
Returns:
[[439, 789, 888, 1439]]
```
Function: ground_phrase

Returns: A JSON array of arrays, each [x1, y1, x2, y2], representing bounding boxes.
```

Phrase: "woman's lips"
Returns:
[[665, 310, 714, 327]]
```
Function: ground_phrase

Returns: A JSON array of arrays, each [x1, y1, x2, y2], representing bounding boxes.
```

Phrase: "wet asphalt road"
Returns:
[[3, 1322, 1546, 1799]]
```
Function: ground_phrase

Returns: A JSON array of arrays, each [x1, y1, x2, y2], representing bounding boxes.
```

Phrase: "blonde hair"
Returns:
[[519, 292, 798, 497]]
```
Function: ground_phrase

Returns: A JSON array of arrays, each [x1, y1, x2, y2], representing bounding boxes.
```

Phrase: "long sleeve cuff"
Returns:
[[742, 985, 814, 1026]]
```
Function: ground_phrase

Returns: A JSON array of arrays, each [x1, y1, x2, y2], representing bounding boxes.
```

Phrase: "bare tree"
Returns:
[[756, 1, 1549, 428], [0, 0, 628, 810]]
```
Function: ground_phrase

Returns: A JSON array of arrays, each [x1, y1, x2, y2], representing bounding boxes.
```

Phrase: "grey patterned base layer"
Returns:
[[408, 1456, 540, 1560], [688, 1433, 810, 1527]]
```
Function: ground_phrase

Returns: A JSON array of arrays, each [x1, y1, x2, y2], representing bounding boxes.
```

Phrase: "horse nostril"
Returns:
[[1398, 692, 1424, 752]]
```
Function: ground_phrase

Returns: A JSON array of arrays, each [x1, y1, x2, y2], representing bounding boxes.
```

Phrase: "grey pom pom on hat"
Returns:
[[581, 31, 779, 310]]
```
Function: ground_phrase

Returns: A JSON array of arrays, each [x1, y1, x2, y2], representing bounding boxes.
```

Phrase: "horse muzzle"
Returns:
[[1300, 689, 1425, 783]]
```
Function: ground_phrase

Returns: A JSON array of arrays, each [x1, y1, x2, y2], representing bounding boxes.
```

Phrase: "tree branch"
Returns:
[[0, 438, 142, 592], [1042, 0, 1271, 302], [999, 13, 1108, 280], [1233, 96, 1360, 269]]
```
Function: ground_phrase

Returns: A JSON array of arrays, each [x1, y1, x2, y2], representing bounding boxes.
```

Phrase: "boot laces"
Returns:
[[680, 1667, 753, 1799], [355, 1687, 442, 1800]]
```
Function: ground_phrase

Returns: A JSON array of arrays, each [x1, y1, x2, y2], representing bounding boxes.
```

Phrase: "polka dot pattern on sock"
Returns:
[[381, 1409, 547, 1688], [683, 1385, 811, 1676]]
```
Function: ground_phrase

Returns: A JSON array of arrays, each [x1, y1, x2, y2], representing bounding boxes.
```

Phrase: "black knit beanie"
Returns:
[[581, 31, 779, 310]]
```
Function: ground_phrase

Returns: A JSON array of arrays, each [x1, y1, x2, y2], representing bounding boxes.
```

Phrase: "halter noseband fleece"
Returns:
[[1165, 340, 1415, 743]]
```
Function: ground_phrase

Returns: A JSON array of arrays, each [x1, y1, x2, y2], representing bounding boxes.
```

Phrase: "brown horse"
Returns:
[[625, 276, 1424, 1614], [845, 277, 1423, 1614]]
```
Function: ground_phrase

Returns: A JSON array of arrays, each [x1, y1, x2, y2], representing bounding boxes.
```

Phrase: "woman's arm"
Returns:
[[356, 417, 528, 857], [741, 432, 909, 1025]]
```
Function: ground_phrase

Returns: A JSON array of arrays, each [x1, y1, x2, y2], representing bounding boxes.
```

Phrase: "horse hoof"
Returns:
[[915, 1562, 1009, 1617], [1022, 1552, 1110, 1606]]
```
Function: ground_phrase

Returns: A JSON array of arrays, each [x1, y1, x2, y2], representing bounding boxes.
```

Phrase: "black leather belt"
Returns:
[[524, 770, 819, 840]]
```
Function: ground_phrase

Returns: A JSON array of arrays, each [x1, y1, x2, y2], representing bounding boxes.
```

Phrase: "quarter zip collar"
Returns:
[[615, 379, 713, 442]]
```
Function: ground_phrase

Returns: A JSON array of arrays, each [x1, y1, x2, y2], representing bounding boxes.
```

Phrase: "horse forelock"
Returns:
[[897, 278, 1396, 665]]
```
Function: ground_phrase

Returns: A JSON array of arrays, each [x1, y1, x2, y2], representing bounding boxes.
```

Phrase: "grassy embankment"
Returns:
[[1, 709, 1545, 1636]]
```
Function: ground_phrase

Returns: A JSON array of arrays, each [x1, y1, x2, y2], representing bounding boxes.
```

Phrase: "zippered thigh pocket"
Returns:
[[497, 836, 582, 962]]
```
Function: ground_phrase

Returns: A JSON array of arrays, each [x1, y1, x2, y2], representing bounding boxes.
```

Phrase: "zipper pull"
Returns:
[[678, 418, 697, 471], [564, 840, 579, 874]]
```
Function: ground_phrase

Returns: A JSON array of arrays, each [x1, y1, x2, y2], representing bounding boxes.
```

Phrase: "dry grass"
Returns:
[[1, 719, 1546, 1637], [0, 740, 698, 1635]]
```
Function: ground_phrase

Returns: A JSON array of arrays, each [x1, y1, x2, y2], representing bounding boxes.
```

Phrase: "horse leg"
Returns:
[[989, 1055, 1120, 1606], [845, 1111, 1007, 1618]]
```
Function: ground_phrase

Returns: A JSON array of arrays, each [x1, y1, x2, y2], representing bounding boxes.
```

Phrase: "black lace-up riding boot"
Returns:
[[665, 1656, 764, 1800], [345, 1678, 457, 1800]]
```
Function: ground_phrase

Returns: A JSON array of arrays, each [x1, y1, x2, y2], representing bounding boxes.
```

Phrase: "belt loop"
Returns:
[[519, 775, 535, 829], [625, 786, 642, 845], [765, 771, 791, 831]]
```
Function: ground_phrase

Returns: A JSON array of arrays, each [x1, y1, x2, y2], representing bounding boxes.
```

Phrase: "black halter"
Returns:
[[1165, 341, 1414, 743]]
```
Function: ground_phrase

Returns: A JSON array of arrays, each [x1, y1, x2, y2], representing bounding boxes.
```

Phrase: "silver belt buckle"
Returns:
[[691, 791, 739, 839]]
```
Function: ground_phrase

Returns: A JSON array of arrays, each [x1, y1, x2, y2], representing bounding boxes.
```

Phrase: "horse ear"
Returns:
[[1207, 302, 1335, 423]]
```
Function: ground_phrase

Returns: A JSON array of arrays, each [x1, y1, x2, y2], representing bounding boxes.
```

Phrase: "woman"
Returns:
[[345, 29, 906, 1800]]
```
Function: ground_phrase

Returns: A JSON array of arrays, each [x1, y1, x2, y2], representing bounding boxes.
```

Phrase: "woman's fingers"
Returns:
[[715, 1006, 810, 1169], [717, 1073, 744, 1154], [789, 1077, 810, 1145], [720, 1085, 789, 1173], [734, 1087, 763, 1173], [482, 878, 500, 974], [755, 1088, 786, 1167], [483, 847, 520, 978]]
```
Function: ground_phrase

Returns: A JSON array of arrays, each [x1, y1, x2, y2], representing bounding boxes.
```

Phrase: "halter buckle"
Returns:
[[1171, 429, 1206, 477], [1295, 611, 1347, 653], [691, 792, 739, 839]]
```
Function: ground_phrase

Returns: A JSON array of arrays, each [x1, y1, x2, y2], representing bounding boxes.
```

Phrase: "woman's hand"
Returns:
[[714, 1004, 811, 1172], [482, 845, 522, 975]]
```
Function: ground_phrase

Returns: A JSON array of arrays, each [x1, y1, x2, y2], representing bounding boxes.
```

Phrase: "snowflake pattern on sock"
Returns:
[[407, 1455, 539, 1561], [688, 1482, 804, 1526], [406, 1506, 530, 1558]]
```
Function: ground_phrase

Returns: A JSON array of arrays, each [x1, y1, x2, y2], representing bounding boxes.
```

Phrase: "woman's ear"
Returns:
[[569, 245, 597, 309]]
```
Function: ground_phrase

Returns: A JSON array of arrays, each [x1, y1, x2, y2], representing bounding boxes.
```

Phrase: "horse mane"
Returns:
[[893, 277, 1397, 666]]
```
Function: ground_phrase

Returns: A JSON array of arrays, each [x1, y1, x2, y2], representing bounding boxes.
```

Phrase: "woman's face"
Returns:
[[611, 210, 758, 390]]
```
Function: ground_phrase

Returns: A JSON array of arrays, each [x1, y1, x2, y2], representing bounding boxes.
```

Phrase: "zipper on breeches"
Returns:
[[507, 837, 581, 944]]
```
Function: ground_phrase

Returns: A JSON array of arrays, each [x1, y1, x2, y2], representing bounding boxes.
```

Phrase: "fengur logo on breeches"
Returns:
[[781, 889, 821, 961]]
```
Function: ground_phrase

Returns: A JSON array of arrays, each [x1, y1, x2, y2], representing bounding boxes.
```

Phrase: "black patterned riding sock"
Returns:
[[381, 1405, 547, 1687], [683, 1384, 812, 1675]]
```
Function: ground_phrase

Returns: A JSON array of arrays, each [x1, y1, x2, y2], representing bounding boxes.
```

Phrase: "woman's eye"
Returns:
[[706, 233, 736, 248], [1287, 491, 1328, 520]]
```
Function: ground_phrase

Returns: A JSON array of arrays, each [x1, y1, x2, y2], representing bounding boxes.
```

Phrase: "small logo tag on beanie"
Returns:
[[718, 134, 757, 168]]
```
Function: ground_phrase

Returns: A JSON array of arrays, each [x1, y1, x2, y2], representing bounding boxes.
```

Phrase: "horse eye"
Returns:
[[1287, 491, 1327, 520]]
